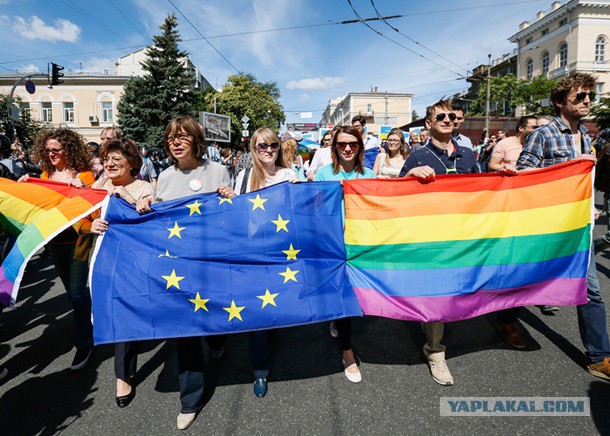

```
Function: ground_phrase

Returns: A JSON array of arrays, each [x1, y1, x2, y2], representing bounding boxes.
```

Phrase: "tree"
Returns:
[[199, 73, 285, 147], [468, 74, 556, 116], [0, 94, 44, 149], [592, 97, 610, 130], [117, 14, 200, 148], [411, 110, 419, 121]]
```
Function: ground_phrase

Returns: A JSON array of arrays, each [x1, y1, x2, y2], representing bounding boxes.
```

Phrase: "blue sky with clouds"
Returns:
[[0, 0, 560, 124]]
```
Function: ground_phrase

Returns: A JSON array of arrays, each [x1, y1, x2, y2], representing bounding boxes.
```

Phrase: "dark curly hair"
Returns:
[[32, 128, 92, 174]]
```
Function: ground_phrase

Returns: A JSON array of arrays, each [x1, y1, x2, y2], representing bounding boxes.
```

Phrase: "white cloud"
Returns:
[[286, 76, 344, 90], [79, 57, 116, 73], [19, 64, 39, 72], [13, 15, 81, 42], [0, 15, 10, 26], [298, 93, 310, 102]]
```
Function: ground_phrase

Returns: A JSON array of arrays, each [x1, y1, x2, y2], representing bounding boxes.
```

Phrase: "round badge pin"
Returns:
[[189, 178, 203, 192]]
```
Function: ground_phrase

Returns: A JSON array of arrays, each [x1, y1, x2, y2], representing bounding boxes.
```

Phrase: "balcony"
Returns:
[[548, 66, 567, 79]]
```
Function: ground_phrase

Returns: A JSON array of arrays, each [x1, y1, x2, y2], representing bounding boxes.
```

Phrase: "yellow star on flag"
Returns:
[[279, 266, 299, 283], [167, 222, 185, 239], [219, 196, 233, 205], [223, 300, 245, 321], [249, 194, 268, 211], [158, 250, 177, 258], [282, 243, 300, 260], [257, 289, 279, 308], [271, 214, 290, 233], [188, 292, 210, 312], [162, 269, 184, 290], [186, 200, 202, 216]]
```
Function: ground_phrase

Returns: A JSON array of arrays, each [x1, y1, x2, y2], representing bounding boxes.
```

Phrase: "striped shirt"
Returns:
[[517, 117, 591, 169]]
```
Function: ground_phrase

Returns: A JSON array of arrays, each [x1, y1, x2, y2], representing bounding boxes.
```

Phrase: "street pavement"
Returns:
[[1, 198, 610, 435]]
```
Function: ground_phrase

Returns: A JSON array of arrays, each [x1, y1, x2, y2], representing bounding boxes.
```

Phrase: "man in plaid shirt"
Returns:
[[513, 72, 610, 381]]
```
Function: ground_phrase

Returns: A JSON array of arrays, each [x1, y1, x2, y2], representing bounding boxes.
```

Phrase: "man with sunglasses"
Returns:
[[450, 102, 473, 150], [517, 72, 610, 382], [398, 99, 478, 386]]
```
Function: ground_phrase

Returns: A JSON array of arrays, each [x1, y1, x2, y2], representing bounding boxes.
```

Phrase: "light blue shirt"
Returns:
[[451, 132, 473, 150], [314, 164, 376, 181]]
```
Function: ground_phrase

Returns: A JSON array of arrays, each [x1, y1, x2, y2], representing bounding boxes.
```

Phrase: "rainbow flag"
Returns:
[[344, 160, 592, 322], [0, 178, 107, 307]]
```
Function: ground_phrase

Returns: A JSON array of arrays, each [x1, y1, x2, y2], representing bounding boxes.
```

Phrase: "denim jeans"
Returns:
[[249, 330, 270, 378], [577, 255, 610, 363], [48, 242, 93, 350]]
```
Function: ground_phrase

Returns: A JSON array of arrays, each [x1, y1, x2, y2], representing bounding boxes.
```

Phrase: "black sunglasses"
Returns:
[[574, 91, 596, 103], [336, 141, 360, 150], [435, 112, 457, 122], [255, 142, 279, 152]]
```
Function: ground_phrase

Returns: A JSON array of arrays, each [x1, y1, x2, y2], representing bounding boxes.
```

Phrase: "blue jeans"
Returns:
[[577, 255, 610, 363], [249, 330, 270, 378], [48, 242, 93, 350]]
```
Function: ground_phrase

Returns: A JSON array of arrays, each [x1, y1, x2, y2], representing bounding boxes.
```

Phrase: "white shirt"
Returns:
[[306, 147, 332, 175], [235, 167, 297, 193], [364, 134, 381, 150]]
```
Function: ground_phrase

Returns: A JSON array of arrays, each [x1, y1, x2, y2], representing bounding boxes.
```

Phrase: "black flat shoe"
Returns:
[[116, 387, 136, 408]]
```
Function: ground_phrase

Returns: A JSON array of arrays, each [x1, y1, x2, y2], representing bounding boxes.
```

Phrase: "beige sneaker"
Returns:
[[423, 349, 454, 386], [177, 412, 197, 430]]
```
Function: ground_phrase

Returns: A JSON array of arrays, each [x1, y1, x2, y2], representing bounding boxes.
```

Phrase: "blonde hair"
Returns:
[[249, 128, 286, 191], [385, 128, 408, 166], [281, 139, 298, 167]]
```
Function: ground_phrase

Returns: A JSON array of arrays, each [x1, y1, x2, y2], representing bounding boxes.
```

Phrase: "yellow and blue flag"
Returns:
[[91, 181, 361, 344]]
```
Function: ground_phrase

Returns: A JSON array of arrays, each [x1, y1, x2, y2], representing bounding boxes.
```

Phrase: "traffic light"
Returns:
[[50, 62, 64, 86]]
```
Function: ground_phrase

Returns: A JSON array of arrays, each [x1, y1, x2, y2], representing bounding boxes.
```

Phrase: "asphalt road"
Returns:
[[1, 199, 610, 435]]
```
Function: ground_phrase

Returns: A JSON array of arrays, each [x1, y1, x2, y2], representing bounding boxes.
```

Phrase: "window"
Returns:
[[63, 101, 74, 123], [541, 51, 550, 75], [595, 36, 606, 63], [559, 18, 568, 26], [101, 101, 113, 123], [596, 83, 603, 104], [559, 43, 568, 68], [19, 102, 30, 118], [526, 58, 533, 80], [541, 28, 549, 36], [374, 116, 397, 124], [526, 37, 532, 44], [41, 101, 53, 122], [366, 104, 373, 114]]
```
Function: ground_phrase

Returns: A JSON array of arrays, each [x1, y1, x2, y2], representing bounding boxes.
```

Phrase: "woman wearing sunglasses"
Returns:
[[218, 128, 296, 399], [373, 128, 409, 178], [136, 116, 231, 430], [20, 128, 96, 371], [314, 125, 374, 383]]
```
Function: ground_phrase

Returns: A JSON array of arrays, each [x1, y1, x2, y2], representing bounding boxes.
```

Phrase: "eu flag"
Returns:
[[91, 181, 361, 344]]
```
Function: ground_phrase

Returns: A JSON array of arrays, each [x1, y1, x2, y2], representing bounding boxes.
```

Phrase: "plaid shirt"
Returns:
[[517, 117, 591, 169]]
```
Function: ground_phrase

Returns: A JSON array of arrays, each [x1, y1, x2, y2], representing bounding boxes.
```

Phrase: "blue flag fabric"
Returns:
[[91, 181, 361, 344], [363, 148, 380, 169]]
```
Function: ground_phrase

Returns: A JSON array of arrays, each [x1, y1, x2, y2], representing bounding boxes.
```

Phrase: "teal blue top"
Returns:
[[314, 164, 376, 181]]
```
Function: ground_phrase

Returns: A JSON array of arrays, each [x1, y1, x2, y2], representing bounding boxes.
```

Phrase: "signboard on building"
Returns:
[[379, 125, 392, 141], [286, 123, 319, 133], [199, 112, 231, 143]]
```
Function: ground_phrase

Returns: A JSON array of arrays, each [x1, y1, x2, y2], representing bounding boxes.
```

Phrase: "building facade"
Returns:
[[1, 46, 210, 143], [509, 0, 610, 101], [320, 89, 413, 135]]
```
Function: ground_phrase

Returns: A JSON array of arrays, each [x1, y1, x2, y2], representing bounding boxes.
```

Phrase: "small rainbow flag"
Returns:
[[344, 160, 592, 322], [0, 178, 107, 307]]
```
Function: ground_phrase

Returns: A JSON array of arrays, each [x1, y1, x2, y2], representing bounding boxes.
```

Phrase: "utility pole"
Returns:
[[384, 91, 388, 125], [485, 53, 491, 141]]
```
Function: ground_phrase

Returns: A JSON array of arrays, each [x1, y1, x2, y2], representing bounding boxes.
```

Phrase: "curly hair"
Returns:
[[551, 72, 597, 115], [32, 128, 92, 174], [100, 138, 142, 176]]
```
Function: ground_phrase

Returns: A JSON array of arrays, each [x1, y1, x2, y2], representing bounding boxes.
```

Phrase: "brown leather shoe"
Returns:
[[496, 322, 525, 349], [587, 358, 610, 381]]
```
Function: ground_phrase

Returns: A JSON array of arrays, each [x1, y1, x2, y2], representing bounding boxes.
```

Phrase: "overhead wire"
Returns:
[[108, 0, 149, 41], [167, 0, 242, 74], [59, 0, 124, 41]]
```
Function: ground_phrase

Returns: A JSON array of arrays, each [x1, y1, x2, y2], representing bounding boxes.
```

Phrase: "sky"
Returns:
[[0, 0, 565, 125]]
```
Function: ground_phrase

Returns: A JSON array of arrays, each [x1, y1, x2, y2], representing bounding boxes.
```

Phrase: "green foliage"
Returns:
[[117, 14, 200, 148], [592, 97, 610, 130], [199, 73, 285, 147], [468, 73, 557, 116], [0, 94, 44, 150]]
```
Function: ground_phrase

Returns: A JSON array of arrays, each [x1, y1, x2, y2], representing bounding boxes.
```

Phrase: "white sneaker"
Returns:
[[342, 359, 362, 383], [177, 412, 197, 430], [423, 349, 453, 386], [329, 321, 339, 338]]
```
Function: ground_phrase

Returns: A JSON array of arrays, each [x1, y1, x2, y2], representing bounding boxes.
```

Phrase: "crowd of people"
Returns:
[[0, 71, 609, 430]]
